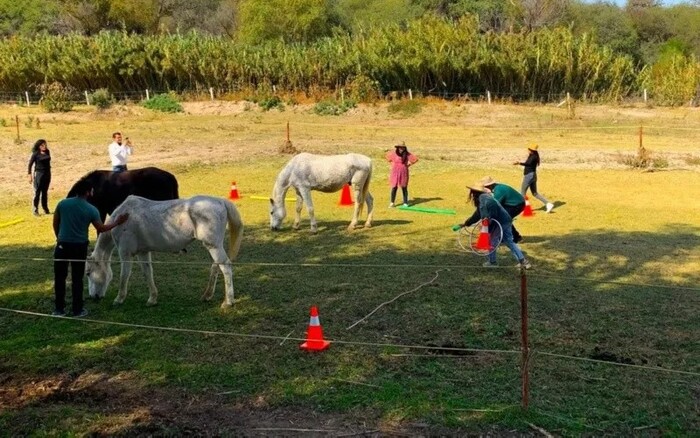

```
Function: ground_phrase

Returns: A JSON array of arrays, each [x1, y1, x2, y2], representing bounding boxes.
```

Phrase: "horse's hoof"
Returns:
[[112, 300, 123, 306], [364, 223, 372, 228], [220, 302, 233, 309], [146, 300, 158, 306]]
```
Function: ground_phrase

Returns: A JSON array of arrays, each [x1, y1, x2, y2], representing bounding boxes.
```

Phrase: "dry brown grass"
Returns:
[[1, 100, 698, 204]]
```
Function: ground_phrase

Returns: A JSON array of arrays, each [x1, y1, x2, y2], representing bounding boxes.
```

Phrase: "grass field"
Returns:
[[0, 100, 699, 435]]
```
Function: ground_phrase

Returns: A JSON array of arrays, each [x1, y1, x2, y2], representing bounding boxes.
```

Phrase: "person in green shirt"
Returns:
[[481, 176, 525, 243], [52, 179, 129, 317]]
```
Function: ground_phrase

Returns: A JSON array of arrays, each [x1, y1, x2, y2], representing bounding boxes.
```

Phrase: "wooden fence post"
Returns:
[[487, 90, 491, 105], [145, 89, 150, 101], [209, 87, 214, 101], [408, 89, 413, 100], [643, 89, 647, 104], [15, 115, 20, 142], [85, 90, 90, 105], [25, 91, 30, 106]]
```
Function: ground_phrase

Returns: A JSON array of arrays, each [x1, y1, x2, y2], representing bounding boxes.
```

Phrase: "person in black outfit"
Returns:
[[27, 139, 52, 216], [513, 143, 554, 213]]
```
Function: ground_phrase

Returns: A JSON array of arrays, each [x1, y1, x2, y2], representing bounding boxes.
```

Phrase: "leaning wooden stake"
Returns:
[[278, 121, 298, 154], [520, 268, 530, 410]]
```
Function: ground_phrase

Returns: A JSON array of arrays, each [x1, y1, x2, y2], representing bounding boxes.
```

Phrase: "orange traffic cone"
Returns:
[[300, 306, 331, 352], [475, 219, 492, 251], [338, 184, 353, 206], [229, 181, 240, 200], [522, 196, 534, 217]]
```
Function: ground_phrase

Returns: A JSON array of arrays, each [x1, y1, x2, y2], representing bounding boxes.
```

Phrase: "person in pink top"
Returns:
[[386, 142, 418, 207]]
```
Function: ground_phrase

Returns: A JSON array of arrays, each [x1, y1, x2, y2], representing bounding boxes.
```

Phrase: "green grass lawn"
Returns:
[[0, 102, 699, 435]]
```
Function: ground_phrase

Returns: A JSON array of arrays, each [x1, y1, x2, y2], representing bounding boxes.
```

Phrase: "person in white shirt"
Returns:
[[108, 132, 133, 173]]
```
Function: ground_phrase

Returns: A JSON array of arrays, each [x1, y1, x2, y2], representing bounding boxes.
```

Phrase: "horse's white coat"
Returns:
[[86, 195, 244, 308], [269, 153, 374, 232]]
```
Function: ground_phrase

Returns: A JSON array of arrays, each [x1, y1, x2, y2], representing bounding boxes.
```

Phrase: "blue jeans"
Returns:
[[112, 165, 127, 173], [521, 172, 549, 204], [488, 220, 525, 264]]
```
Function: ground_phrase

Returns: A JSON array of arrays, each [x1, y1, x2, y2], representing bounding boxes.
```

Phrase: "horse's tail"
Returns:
[[223, 199, 244, 262]]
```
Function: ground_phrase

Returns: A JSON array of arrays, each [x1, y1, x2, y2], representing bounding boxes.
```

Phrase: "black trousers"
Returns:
[[33, 171, 51, 211], [504, 203, 525, 240], [54, 241, 88, 315]]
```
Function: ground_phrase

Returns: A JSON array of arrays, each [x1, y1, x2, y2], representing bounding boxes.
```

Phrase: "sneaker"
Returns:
[[73, 309, 89, 318], [519, 259, 532, 270], [482, 261, 498, 268], [402, 203, 409, 207], [388, 202, 395, 208], [545, 203, 554, 213], [43, 209, 51, 215], [32, 209, 39, 217], [513, 235, 523, 244], [51, 310, 66, 316]]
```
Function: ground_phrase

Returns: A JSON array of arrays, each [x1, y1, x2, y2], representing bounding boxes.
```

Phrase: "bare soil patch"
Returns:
[[0, 370, 512, 436]]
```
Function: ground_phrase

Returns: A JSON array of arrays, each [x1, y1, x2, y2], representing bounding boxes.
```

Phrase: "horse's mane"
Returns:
[[272, 162, 294, 201], [67, 170, 106, 198]]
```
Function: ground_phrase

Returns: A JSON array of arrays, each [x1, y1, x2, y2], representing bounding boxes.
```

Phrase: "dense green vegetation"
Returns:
[[0, 1, 698, 104]]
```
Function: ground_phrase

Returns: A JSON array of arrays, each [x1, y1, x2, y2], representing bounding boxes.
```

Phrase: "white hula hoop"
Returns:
[[456, 219, 503, 256]]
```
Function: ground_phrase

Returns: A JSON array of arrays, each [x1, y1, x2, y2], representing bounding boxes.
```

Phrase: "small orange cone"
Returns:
[[229, 181, 240, 200], [475, 219, 492, 251], [338, 184, 353, 206], [522, 196, 534, 217], [300, 306, 330, 352]]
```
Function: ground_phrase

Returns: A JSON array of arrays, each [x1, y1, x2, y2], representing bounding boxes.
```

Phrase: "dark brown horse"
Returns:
[[67, 167, 179, 221]]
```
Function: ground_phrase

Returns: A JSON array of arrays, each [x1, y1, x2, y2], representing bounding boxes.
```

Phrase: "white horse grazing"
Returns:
[[86, 195, 244, 308], [269, 153, 374, 233]]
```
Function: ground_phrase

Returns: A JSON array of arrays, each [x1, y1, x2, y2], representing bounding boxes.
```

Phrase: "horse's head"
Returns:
[[86, 253, 113, 299], [269, 198, 286, 231]]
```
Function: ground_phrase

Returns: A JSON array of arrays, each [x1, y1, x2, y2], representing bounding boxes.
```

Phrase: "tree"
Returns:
[[566, 2, 641, 62], [0, 0, 60, 35], [236, 0, 340, 44], [335, 0, 421, 33], [511, 0, 570, 31], [55, 0, 114, 34]]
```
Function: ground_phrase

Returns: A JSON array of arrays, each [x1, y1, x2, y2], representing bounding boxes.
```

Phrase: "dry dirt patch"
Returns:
[[0, 370, 485, 436]]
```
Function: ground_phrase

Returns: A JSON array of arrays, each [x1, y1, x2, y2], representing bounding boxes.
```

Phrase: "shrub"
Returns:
[[91, 88, 114, 110], [683, 155, 700, 166], [258, 95, 284, 111], [651, 156, 669, 169], [346, 75, 380, 103], [38, 82, 76, 112], [0, 118, 6, 127], [616, 146, 653, 169], [24, 116, 35, 128], [313, 99, 356, 116], [388, 99, 423, 117], [143, 93, 183, 113]]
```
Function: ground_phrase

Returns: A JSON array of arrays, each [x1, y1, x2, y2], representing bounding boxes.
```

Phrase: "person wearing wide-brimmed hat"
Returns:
[[386, 141, 418, 208], [481, 176, 525, 243], [458, 181, 531, 269], [514, 143, 554, 213]]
